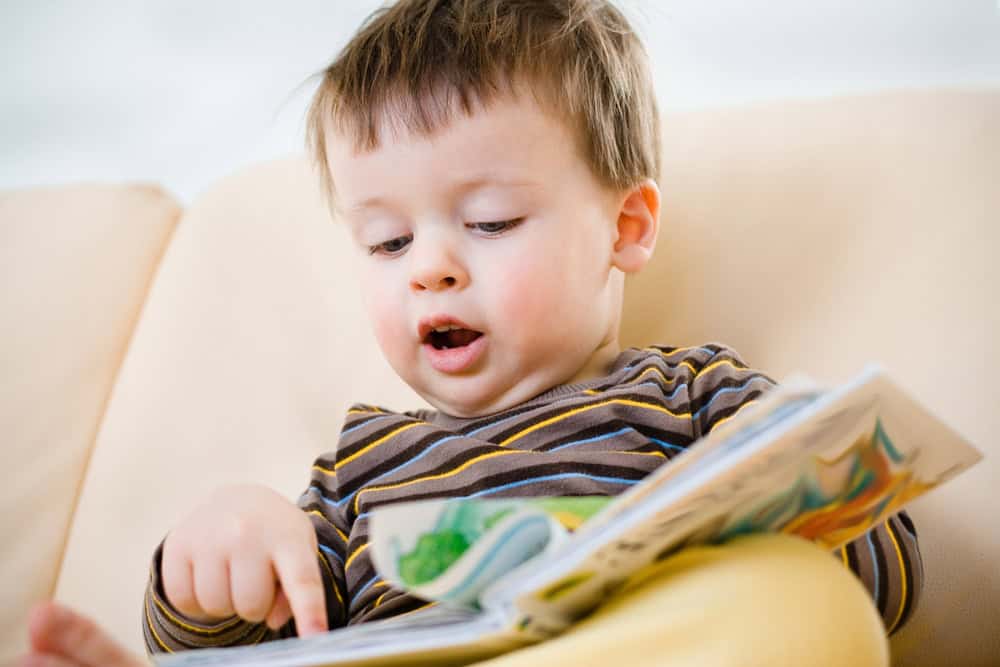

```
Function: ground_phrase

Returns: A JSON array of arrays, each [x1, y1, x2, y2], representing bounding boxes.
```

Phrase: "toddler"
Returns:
[[22, 1, 921, 665]]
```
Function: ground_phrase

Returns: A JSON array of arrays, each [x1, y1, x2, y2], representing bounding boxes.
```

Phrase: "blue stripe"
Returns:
[[332, 435, 466, 508], [318, 543, 344, 565], [351, 575, 379, 603], [340, 413, 391, 437], [343, 470, 637, 523], [466, 412, 531, 437], [470, 380, 687, 441], [625, 346, 717, 370], [866, 531, 881, 604], [548, 427, 634, 452], [349, 472, 636, 522], [648, 436, 686, 453], [692, 376, 772, 422], [632, 380, 686, 400], [465, 472, 638, 498]]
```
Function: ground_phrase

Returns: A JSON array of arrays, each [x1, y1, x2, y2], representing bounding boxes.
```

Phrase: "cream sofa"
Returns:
[[3, 89, 997, 667]]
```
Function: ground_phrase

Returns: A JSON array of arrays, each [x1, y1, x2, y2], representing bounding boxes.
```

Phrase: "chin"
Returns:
[[422, 384, 516, 419]]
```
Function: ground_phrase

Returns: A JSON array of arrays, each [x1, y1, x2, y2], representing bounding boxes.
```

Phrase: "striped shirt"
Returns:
[[143, 343, 923, 653]]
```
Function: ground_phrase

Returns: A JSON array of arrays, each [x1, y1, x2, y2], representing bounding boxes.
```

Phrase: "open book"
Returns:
[[157, 365, 982, 667]]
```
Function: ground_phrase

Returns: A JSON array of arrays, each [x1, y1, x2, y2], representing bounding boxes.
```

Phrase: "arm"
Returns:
[[142, 481, 348, 654], [839, 511, 923, 635]]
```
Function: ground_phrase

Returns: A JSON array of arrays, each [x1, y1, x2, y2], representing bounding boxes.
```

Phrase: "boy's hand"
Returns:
[[161, 483, 328, 636]]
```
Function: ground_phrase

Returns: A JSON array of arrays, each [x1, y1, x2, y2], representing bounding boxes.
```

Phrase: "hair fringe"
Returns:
[[306, 0, 660, 213]]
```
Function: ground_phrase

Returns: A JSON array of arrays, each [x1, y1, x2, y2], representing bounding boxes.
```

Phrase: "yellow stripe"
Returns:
[[307, 510, 348, 544], [311, 463, 335, 476], [645, 347, 751, 379], [344, 542, 370, 572], [374, 589, 391, 609], [150, 594, 240, 636], [336, 422, 424, 470], [707, 398, 759, 432], [347, 406, 383, 415], [250, 623, 270, 645], [395, 600, 439, 618], [617, 450, 666, 459], [839, 546, 849, 569], [632, 365, 681, 386], [499, 399, 689, 447], [317, 547, 345, 610], [884, 519, 909, 633], [585, 366, 680, 396], [145, 596, 172, 652], [644, 344, 702, 359], [146, 563, 242, 635], [355, 450, 522, 514], [695, 357, 745, 379]]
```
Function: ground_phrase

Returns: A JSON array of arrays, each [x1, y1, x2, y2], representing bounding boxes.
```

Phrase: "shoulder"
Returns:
[[622, 343, 775, 436], [615, 343, 763, 386]]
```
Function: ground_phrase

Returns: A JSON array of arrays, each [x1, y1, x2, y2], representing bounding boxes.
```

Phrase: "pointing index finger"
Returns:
[[272, 549, 328, 636]]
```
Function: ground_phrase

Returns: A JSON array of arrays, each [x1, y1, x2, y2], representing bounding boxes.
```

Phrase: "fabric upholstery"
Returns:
[[17, 89, 998, 665], [54, 159, 426, 652], [0, 184, 180, 661]]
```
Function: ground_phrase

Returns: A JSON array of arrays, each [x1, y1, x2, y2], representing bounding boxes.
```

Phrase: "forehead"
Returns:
[[324, 92, 594, 212]]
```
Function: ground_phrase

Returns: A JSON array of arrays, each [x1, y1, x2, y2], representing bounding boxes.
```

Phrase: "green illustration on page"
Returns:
[[375, 496, 613, 607]]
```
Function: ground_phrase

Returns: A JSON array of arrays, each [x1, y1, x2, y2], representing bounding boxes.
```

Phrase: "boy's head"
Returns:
[[307, 0, 662, 418]]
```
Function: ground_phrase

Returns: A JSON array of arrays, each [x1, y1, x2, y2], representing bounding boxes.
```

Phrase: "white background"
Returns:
[[2, 0, 999, 203]]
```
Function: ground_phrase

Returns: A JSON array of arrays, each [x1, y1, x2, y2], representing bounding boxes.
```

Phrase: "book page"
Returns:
[[501, 367, 982, 627]]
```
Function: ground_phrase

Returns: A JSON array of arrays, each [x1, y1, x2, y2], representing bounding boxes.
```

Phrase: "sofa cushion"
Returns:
[[54, 158, 427, 654], [0, 183, 180, 661], [623, 89, 999, 666]]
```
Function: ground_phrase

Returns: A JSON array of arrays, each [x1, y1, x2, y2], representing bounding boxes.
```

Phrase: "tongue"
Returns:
[[444, 329, 480, 348]]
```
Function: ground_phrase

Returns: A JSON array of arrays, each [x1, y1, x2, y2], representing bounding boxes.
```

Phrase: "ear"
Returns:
[[611, 179, 661, 274]]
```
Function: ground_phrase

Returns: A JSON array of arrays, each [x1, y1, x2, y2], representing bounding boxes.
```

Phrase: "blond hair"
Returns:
[[306, 0, 660, 207]]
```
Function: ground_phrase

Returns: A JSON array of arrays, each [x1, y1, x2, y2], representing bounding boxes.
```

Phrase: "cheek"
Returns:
[[360, 269, 410, 359], [490, 234, 608, 337], [492, 253, 567, 330]]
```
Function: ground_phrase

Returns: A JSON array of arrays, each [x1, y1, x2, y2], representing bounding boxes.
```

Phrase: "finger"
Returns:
[[272, 549, 327, 636], [161, 550, 210, 621], [193, 554, 236, 620], [16, 652, 82, 667], [229, 552, 277, 623], [26, 601, 149, 667], [265, 588, 293, 630]]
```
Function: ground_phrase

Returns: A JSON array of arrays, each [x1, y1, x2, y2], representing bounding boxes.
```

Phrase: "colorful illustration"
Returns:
[[372, 497, 612, 607], [716, 418, 935, 548]]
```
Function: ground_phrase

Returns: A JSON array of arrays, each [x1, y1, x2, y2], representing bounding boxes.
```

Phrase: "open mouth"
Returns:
[[424, 326, 483, 350]]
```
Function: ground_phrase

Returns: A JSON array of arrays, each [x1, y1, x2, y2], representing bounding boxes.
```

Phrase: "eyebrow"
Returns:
[[346, 177, 542, 214]]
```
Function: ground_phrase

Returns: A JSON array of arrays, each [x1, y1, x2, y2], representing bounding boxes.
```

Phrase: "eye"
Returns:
[[367, 234, 413, 256], [467, 218, 524, 235]]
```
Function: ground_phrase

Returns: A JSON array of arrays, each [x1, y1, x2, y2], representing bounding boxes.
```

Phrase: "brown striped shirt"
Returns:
[[143, 343, 923, 653]]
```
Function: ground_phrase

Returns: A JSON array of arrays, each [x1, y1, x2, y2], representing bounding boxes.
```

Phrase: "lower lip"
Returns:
[[423, 334, 487, 373]]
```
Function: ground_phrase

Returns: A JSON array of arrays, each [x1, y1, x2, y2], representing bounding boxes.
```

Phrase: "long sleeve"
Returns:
[[839, 511, 924, 635], [142, 478, 349, 655]]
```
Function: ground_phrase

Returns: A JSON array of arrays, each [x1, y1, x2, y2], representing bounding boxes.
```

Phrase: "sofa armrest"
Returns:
[[0, 183, 180, 661]]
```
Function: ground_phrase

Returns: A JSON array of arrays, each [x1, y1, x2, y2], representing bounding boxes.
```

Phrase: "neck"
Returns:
[[566, 336, 621, 385]]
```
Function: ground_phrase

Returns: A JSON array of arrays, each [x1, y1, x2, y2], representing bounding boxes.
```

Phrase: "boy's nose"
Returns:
[[408, 241, 469, 292]]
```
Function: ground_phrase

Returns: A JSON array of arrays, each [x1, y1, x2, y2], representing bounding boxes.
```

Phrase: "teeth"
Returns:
[[432, 325, 462, 332]]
